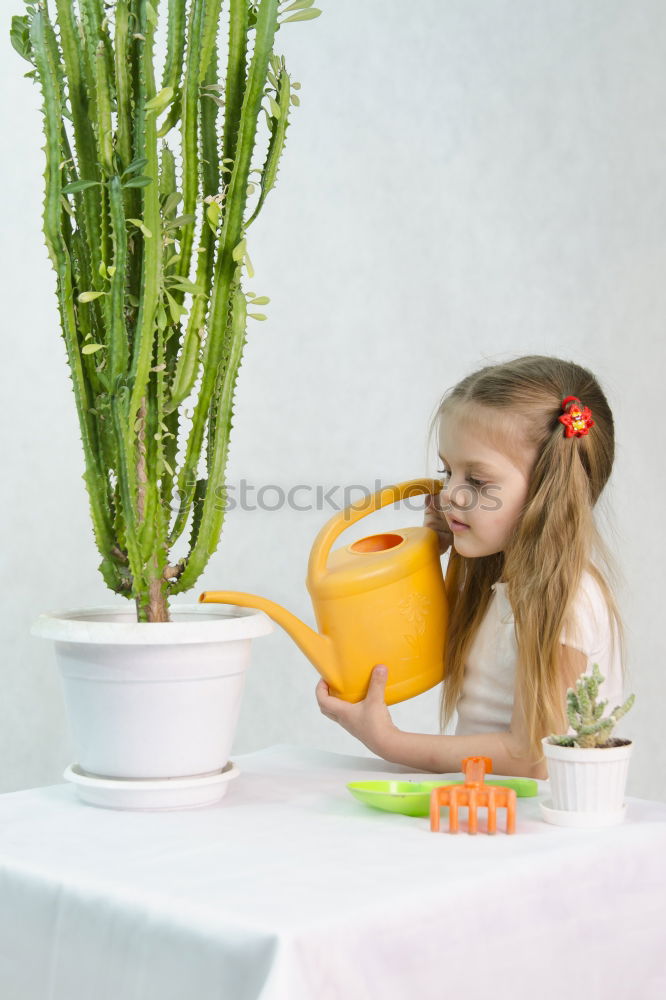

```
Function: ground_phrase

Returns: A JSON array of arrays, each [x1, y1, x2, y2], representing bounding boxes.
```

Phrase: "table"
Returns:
[[1, 744, 665, 1000]]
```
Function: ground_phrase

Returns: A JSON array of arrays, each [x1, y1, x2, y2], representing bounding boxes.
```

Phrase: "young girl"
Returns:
[[316, 355, 628, 779]]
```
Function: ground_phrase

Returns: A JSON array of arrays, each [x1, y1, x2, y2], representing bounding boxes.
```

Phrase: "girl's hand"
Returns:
[[424, 493, 453, 556], [315, 665, 398, 758]]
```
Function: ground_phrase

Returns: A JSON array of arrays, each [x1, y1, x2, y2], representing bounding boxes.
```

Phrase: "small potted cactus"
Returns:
[[10, 0, 322, 803], [541, 663, 636, 826]]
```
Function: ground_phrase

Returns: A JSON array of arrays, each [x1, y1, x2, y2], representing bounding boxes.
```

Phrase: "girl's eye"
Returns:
[[437, 467, 485, 488]]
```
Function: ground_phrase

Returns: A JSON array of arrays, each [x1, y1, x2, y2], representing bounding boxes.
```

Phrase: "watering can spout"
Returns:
[[198, 591, 342, 691]]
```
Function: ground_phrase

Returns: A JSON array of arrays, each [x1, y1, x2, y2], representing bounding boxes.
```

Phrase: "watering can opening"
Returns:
[[349, 533, 404, 554]]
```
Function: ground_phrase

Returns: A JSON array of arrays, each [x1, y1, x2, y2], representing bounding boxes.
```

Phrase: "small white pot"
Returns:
[[541, 735, 633, 814], [31, 604, 273, 781]]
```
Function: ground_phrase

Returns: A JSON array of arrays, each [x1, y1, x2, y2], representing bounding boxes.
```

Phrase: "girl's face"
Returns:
[[436, 407, 536, 558]]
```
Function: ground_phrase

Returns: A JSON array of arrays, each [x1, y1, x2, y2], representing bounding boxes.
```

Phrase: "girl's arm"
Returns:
[[382, 645, 588, 779], [381, 729, 544, 778], [316, 646, 588, 781]]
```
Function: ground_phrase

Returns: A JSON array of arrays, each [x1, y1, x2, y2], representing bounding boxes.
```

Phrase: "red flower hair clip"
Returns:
[[558, 396, 595, 438]]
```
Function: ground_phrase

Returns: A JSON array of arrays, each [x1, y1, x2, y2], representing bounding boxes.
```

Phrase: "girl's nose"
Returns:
[[442, 481, 475, 514]]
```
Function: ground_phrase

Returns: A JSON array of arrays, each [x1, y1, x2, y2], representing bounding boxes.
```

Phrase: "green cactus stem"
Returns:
[[12, 0, 322, 621], [548, 663, 636, 749]]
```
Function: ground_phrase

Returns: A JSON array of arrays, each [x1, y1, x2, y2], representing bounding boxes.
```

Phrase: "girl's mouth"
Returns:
[[449, 518, 470, 532]]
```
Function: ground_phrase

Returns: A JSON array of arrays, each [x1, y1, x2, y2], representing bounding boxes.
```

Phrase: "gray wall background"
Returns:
[[1, 0, 664, 800]]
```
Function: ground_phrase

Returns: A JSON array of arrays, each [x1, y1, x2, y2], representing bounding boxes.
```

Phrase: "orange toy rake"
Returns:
[[430, 757, 517, 835]]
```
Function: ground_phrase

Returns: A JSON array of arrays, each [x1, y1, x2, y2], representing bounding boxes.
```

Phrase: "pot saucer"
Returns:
[[63, 760, 239, 811], [540, 798, 626, 828]]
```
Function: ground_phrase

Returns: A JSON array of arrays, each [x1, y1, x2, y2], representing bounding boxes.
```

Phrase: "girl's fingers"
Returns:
[[425, 522, 453, 555], [316, 678, 345, 712]]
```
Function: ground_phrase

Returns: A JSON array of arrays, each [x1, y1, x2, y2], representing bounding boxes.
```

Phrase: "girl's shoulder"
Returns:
[[560, 567, 615, 655], [561, 568, 626, 727]]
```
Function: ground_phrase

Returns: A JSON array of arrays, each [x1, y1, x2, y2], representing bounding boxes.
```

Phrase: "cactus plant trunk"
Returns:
[[136, 559, 170, 623]]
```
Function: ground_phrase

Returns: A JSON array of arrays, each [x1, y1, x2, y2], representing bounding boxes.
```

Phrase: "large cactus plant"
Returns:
[[10, 0, 321, 621], [548, 663, 635, 749]]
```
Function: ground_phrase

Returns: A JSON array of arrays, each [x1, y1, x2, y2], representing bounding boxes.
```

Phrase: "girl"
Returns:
[[316, 355, 628, 779]]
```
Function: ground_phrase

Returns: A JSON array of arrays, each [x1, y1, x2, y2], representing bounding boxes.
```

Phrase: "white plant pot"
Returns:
[[31, 604, 273, 783], [541, 735, 633, 819]]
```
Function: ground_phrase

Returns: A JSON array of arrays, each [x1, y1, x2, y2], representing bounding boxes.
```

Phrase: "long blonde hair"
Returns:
[[427, 355, 627, 767]]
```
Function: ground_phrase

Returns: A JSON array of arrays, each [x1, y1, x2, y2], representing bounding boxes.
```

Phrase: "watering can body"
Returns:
[[199, 478, 449, 705]]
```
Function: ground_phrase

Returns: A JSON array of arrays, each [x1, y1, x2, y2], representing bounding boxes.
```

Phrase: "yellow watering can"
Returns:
[[199, 478, 449, 705]]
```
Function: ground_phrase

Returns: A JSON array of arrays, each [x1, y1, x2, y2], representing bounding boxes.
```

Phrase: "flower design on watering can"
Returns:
[[399, 592, 431, 653]]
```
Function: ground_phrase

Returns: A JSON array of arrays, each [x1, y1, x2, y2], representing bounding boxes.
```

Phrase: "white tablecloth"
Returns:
[[0, 744, 665, 1000]]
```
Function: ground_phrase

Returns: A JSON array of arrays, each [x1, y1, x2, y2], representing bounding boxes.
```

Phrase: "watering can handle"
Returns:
[[307, 477, 443, 587]]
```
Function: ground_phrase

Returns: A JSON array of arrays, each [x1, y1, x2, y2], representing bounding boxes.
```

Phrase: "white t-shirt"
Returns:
[[454, 569, 627, 739]]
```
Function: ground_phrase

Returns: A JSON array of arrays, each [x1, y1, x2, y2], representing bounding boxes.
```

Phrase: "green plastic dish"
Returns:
[[346, 777, 538, 817]]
